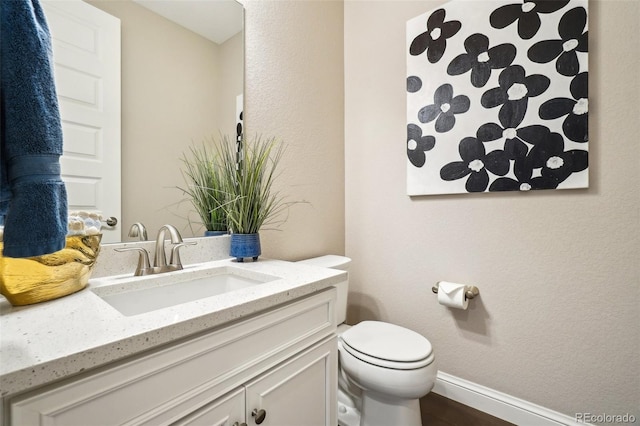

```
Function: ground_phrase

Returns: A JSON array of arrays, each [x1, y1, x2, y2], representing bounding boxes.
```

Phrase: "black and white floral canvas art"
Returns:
[[406, 0, 588, 195]]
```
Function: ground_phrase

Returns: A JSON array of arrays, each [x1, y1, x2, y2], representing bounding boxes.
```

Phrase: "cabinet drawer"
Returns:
[[10, 288, 336, 426]]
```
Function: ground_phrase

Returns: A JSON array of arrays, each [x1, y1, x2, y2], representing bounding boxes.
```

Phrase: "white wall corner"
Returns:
[[433, 372, 593, 426]]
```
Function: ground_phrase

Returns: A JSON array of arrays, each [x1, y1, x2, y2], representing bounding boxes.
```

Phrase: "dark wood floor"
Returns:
[[420, 393, 515, 426]]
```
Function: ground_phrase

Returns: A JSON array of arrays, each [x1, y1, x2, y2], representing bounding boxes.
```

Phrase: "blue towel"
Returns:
[[0, 0, 68, 258]]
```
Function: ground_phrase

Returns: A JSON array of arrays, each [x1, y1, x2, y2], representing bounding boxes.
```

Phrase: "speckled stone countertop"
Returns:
[[0, 256, 345, 398]]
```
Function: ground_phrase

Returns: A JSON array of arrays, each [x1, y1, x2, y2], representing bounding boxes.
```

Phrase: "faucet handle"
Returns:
[[169, 241, 197, 270], [115, 247, 152, 276]]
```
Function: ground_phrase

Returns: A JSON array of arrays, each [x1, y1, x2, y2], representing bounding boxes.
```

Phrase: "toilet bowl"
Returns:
[[297, 256, 436, 426]]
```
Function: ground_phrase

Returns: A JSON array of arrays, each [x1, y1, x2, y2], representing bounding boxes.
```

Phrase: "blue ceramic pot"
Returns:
[[230, 233, 261, 262]]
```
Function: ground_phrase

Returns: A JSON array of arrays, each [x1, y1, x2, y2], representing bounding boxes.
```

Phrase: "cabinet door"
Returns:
[[245, 337, 337, 426], [172, 388, 245, 426]]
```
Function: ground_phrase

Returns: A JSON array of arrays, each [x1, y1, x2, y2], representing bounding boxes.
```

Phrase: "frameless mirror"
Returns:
[[75, 0, 244, 242]]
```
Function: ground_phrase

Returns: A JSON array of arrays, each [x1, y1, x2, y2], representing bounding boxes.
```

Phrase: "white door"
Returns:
[[41, 0, 122, 242]]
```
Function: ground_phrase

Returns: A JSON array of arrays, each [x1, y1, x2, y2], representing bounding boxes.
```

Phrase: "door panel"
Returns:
[[245, 338, 337, 426], [42, 0, 122, 242]]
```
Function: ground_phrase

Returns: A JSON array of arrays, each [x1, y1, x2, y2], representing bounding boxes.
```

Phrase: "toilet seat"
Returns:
[[339, 321, 434, 370]]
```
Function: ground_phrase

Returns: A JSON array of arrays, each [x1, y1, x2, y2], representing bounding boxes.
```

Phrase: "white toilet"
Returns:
[[298, 255, 436, 426]]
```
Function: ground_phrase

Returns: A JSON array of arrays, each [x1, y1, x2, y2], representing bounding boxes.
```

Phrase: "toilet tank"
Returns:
[[297, 255, 350, 325]]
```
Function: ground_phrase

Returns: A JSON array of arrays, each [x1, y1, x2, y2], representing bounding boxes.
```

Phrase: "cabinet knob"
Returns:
[[232, 423, 247, 426], [252, 408, 267, 424]]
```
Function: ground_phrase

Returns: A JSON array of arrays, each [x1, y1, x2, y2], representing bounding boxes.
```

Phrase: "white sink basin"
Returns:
[[91, 265, 279, 316]]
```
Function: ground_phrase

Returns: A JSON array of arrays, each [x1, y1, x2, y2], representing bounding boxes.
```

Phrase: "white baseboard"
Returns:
[[432, 372, 590, 426]]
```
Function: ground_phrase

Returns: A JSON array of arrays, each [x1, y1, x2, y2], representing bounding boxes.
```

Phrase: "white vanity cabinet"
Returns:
[[7, 288, 337, 426]]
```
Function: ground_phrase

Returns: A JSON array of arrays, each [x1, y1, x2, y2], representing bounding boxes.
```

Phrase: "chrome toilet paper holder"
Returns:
[[432, 282, 480, 301]]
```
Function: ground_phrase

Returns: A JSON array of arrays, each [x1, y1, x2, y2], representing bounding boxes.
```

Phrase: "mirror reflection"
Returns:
[[79, 0, 243, 242]]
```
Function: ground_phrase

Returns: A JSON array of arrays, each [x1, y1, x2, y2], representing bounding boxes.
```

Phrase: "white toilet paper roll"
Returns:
[[437, 281, 469, 310]]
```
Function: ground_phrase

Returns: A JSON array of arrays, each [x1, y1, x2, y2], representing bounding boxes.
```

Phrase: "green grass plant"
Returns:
[[179, 140, 230, 232], [216, 135, 288, 234]]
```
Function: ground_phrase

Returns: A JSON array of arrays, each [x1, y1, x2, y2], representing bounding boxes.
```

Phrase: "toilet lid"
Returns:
[[340, 321, 432, 362]]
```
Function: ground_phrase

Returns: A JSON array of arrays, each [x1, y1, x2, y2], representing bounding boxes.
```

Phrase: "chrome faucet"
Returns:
[[128, 222, 148, 241], [153, 224, 184, 272], [116, 224, 196, 276]]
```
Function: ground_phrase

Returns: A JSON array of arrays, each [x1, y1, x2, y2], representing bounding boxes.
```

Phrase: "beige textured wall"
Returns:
[[345, 0, 639, 420], [87, 0, 241, 239], [243, 0, 345, 260]]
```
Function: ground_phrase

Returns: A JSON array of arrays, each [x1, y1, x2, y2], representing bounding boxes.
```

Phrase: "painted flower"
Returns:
[[409, 8, 462, 64], [489, 157, 559, 191], [481, 65, 550, 128], [447, 33, 516, 88], [476, 123, 551, 160], [527, 7, 588, 77], [539, 73, 588, 142], [539, 72, 589, 142], [440, 137, 510, 192], [407, 76, 423, 93], [526, 129, 588, 182], [490, 0, 570, 40], [418, 84, 470, 133], [489, 128, 588, 191], [407, 124, 436, 168]]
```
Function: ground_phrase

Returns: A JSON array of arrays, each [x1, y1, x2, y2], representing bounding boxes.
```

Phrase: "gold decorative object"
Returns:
[[0, 234, 102, 306]]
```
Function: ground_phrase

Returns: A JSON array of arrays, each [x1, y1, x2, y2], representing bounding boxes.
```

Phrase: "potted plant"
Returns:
[[179, 141, 229, 236], [216, 135, 288, 261]]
